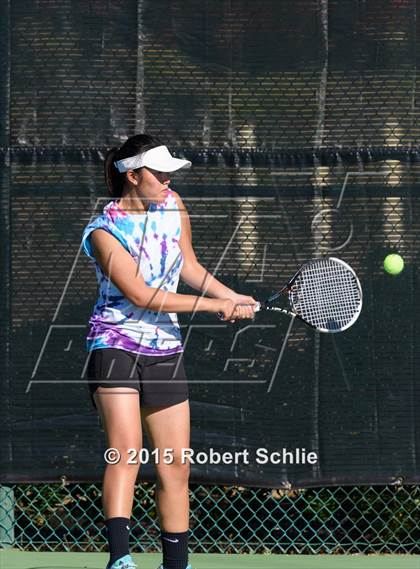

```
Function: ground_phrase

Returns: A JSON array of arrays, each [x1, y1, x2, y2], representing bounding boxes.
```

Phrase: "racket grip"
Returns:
[[217, 302, 261, 320]]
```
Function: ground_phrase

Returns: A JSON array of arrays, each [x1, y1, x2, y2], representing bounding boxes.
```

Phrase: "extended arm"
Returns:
[[181, 261, 235, 299], [174, 191, 236, 299], [89, 228, 239, 320]]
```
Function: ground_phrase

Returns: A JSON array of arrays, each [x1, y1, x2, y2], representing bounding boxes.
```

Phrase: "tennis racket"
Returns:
[[221, 257, 362, 333]]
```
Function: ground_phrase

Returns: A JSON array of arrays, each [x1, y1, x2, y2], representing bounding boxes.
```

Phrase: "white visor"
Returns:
[[114, 145, 192, 173]]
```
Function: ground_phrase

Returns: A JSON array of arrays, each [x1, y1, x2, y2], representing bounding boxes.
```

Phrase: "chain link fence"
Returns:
[[1, 482, 419, 554]]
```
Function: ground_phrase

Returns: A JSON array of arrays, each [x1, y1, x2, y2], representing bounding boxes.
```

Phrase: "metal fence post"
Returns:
[[0, 485, 14, 549]]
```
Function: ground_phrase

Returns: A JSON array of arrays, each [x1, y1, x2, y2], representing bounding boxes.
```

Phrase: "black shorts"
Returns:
[[86, 348, 188, 410]]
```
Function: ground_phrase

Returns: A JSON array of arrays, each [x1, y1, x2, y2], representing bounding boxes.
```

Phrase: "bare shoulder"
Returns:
[[170, 190, 192, 242], [90, 227, 111, 248], [171, 190, 187, 213], [90, 228, 123, 258]]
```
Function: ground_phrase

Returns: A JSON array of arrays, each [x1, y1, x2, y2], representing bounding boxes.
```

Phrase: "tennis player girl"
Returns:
[[81, 134, 257, 569]]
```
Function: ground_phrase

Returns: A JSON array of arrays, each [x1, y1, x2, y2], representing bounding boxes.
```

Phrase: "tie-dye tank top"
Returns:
[[81, 189, 184, 356]]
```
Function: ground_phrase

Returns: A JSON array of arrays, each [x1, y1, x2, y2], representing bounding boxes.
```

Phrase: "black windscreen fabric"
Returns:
[[1, 0, 419, 487]]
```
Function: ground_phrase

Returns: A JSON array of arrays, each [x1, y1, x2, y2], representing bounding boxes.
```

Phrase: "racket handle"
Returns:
[[217, 302, 262, 320]]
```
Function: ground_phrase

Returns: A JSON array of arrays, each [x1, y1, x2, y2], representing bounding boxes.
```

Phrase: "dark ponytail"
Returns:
[[104, 134, 164, 198]]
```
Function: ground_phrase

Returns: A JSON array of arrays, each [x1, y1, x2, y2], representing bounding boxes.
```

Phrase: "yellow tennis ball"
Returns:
[[384, 254, 404, 275]]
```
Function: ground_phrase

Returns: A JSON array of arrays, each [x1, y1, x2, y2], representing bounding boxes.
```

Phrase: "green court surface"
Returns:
[[1, 551, 419, 569]]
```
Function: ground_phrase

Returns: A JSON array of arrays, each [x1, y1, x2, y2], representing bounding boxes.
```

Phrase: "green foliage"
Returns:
[[3, 482, 419, 554]]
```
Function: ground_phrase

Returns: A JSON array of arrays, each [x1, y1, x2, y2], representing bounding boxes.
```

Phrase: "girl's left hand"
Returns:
[[227, 292, 258, 320]]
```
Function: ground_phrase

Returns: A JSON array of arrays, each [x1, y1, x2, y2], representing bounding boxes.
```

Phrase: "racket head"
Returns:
[[287, 257, 363, 333]]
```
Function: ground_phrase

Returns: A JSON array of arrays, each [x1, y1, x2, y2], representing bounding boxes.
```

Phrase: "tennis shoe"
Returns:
[[106, 554, 137, 569]]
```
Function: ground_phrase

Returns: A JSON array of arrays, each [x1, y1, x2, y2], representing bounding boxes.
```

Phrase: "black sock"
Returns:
[[105, 517, 131, 566], [161, 530, 189, 569]]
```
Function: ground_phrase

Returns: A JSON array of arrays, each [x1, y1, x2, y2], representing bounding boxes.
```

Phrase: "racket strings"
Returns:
[[290, 259, 361, 331]]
